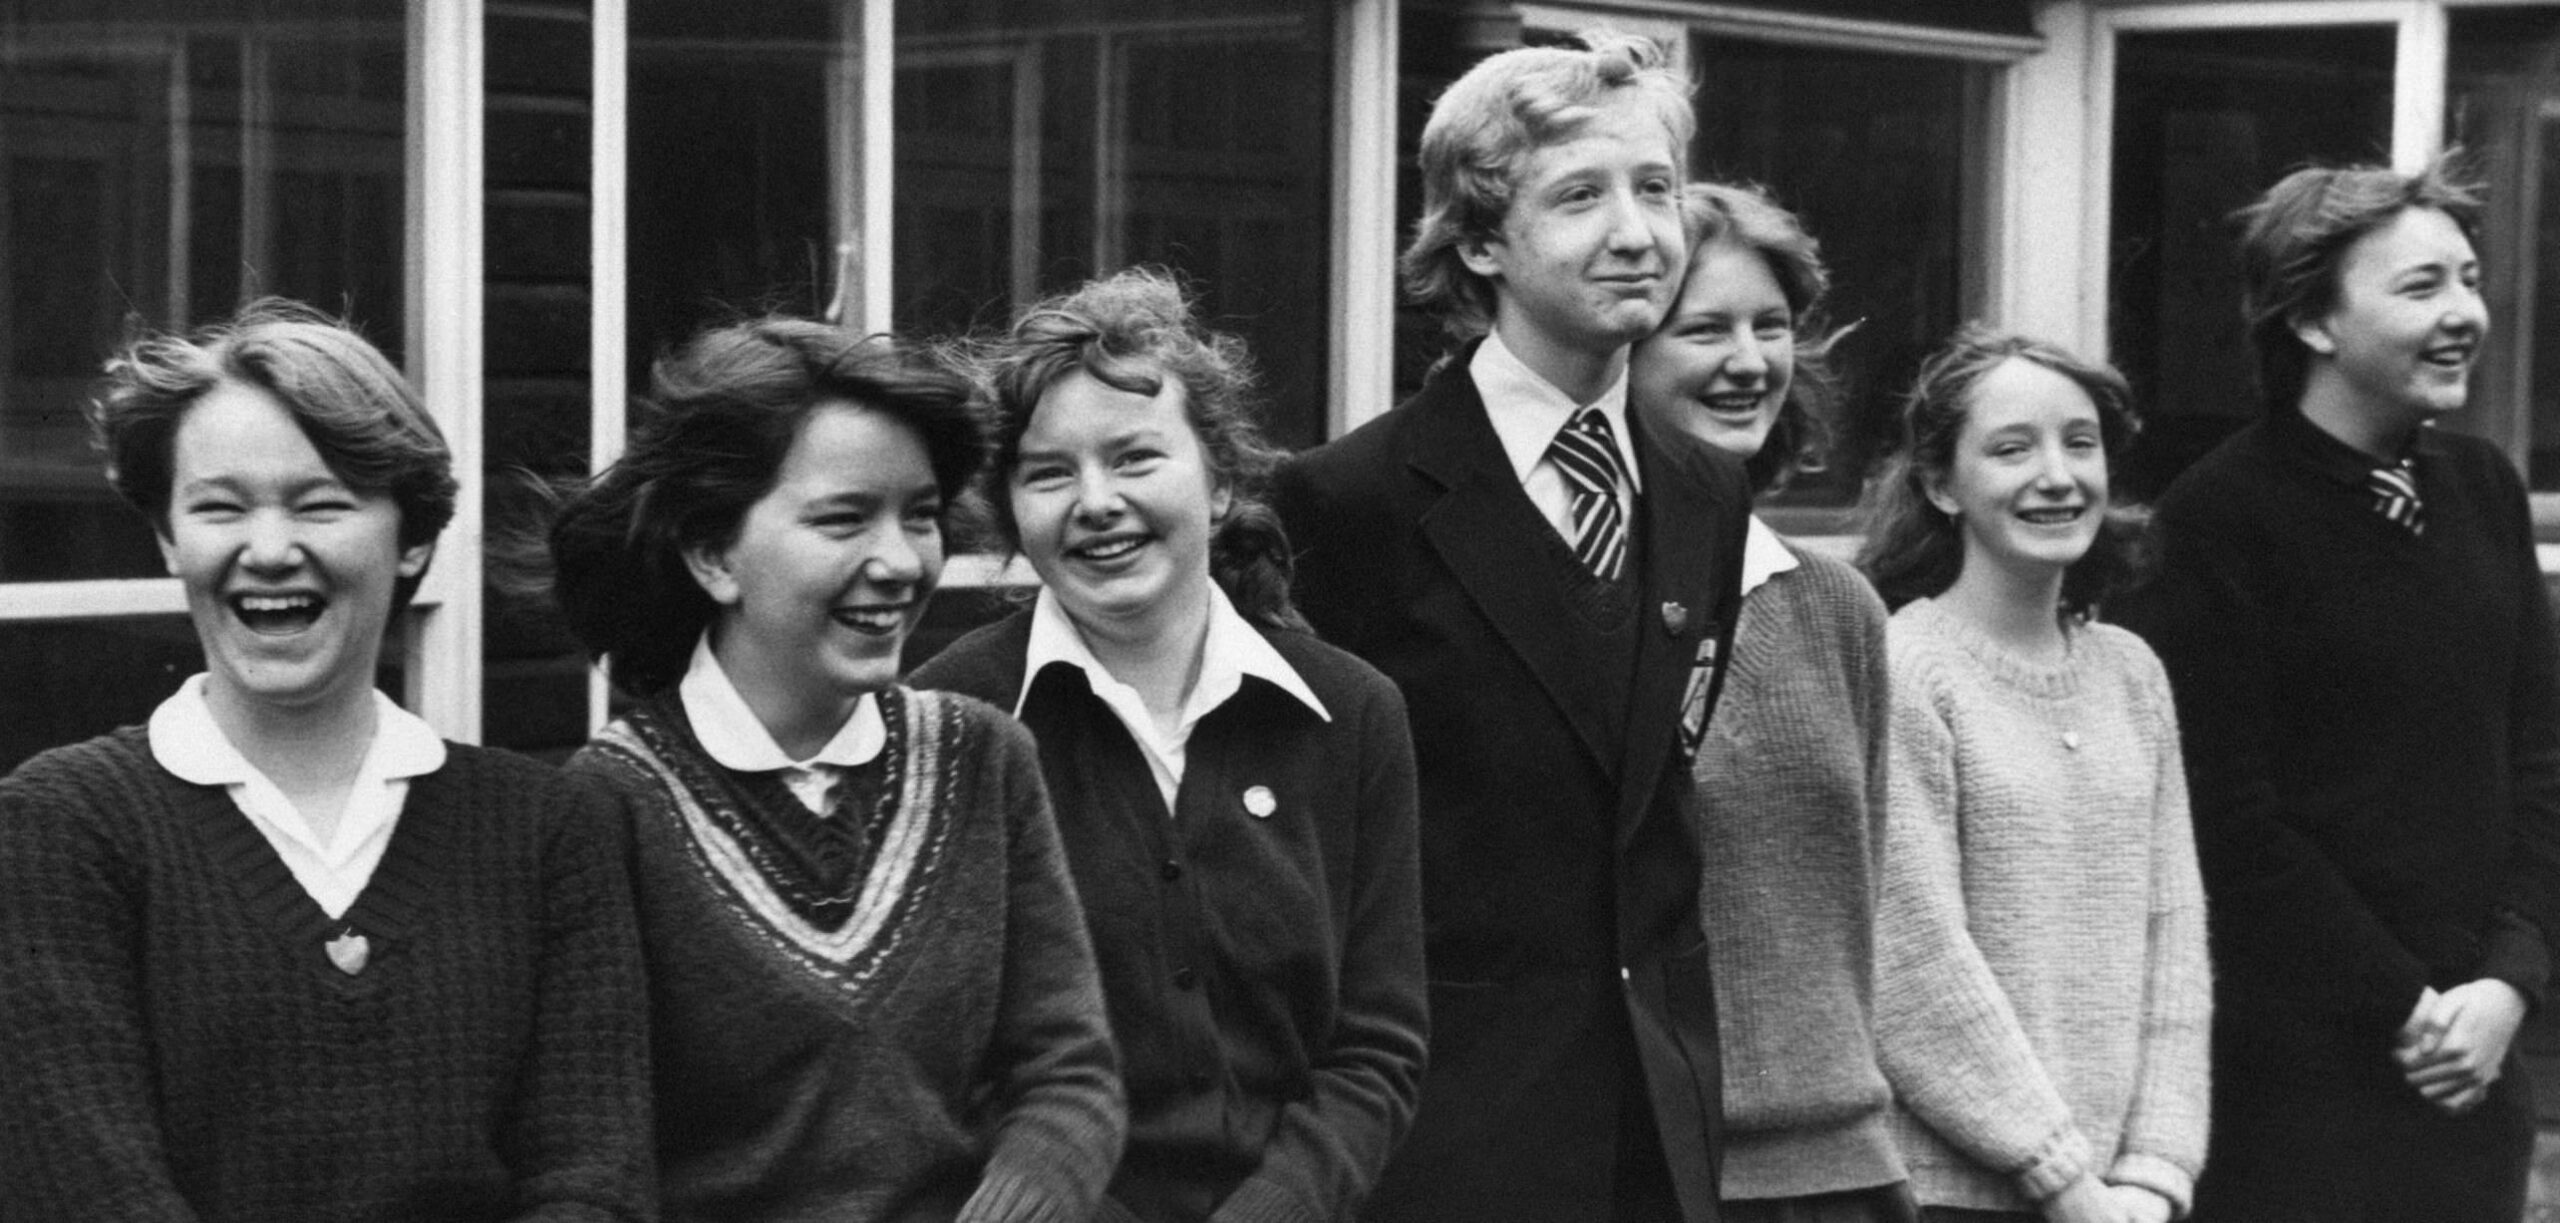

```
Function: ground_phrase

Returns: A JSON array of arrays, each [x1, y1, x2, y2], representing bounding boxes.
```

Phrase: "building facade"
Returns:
[[13, 0, 2555, 762]]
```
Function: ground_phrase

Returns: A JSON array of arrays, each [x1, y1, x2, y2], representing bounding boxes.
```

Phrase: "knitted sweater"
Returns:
[[911, 611, 1428, 1223], [569, 686, 1124, 1223], [1873, 600, 2210, 1216], [0, 729, 653, 1223], [1692, 543, 1903, 1200]]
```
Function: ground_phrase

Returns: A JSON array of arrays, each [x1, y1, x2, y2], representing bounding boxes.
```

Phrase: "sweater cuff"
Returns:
[[1208, 1175, 1321, 1223], [957, 1165, 1073, 1223], [2010, 1126, 2096, 1203], [962, 1119, 1115, 1223], [2107, 1151, 2197, 1219], [2479, 907, 2553, 1013]]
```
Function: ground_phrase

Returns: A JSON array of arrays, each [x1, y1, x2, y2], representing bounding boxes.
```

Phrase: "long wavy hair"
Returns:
[[1856, 325, 2145, 618], [959, 266, 1308, 634], [544, 318, 984, 696]]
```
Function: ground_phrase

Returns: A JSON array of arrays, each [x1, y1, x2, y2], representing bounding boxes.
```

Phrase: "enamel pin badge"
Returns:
[[325, 928, 371, 976], [1243, 785, 1278, 818], [1661, 601, 1690, 636]]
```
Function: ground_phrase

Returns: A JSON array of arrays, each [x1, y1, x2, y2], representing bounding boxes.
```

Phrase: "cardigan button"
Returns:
[[1174, 967, 1200, 990], [1162, 859, 1183, 882]]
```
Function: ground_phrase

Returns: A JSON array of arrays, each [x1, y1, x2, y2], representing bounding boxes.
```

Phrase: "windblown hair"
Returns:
[[2234, 153, 2484, 413], [963, 266, 1307, 633], [1401, 29, 1694, 337], [1857, 325, 2144, 618], [547, 318, 985, 696], [91, 298, 455, 608], [1669, 179, 1850, 492]]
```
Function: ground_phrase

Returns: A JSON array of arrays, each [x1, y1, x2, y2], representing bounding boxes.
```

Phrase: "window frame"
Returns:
[[0, 0, 479, 740], [576, 0, 1393, 733], [1514, 2, 2037, 543], [2083, 0, 2560, 533]]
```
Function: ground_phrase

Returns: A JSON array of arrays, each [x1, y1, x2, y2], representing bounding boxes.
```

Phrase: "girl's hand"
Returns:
[[2107, 1184, 2173, 1223], [2395, 979, 2525, 1114], [2040, 1173, 2132, 1223]]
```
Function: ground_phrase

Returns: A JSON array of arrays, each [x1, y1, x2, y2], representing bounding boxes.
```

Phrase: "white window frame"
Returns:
[[579, 0, 1390, 732], [2078, 0, 2560, 537], [0, 0, 481, 741]]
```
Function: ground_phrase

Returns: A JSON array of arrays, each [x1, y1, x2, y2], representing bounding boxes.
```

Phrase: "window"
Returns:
[[2447, 6, 2560, 491], [894, 0, 1336, 449], [2106, 22, 2396, 501], [1690, 34, 1997, 516], [0, 1, 410, 771]]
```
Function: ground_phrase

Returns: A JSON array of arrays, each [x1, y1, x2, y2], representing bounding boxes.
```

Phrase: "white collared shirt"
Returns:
[[149, 674, 446, 920], [1738, 514, 1803, 599], [1471, 330, 1644, 546], [679, 633, 886, 815], [1017, 581, 1329, 814]]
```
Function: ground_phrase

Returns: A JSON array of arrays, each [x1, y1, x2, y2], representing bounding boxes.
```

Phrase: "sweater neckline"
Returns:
[[172, 761, 452, 983], [1900, 597, 2090, 702]]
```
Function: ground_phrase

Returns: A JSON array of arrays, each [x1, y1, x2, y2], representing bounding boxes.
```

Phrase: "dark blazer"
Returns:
[[1271, 349, 1751, 1223]]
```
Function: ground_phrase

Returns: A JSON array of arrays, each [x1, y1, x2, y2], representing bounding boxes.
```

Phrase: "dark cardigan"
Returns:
[[0, 728, 654, 1223], [910, 611, 1428, 1223], [2112, 410, 2560, 1219], [570, 685, 1125, 1223]]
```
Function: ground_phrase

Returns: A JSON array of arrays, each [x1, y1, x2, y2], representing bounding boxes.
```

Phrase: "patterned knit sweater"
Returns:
[[569, 686, 1124, 1223], [1692, 544, 1904, 1200], [0, 729, 654, 1223], [1874, 600, 2211, 1216]]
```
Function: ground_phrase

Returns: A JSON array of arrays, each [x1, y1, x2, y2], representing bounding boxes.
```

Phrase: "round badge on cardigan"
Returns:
[[1242, 785, 1277, 818]]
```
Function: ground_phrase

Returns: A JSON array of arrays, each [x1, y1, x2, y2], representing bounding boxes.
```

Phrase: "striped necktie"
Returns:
[[1549, 405, 1630, 582], [2369, 458, 2424, 536]]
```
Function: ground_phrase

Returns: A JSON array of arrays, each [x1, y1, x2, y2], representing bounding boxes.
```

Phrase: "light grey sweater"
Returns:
[[1694, 539, 1905, 1199], [1875, 599, 2210, 1216]]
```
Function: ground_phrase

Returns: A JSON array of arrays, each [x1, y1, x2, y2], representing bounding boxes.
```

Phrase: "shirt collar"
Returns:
[[1018, 581, 1330, 724], [679, 633, 885, 772], [149, 673, 446, 788], [1738, 514, 1802, 598], [1469, 330, 1644, 493]]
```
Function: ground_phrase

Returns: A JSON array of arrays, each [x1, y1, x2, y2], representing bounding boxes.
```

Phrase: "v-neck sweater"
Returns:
[[1873, 600, 2211, 1216], [912, 612, 1427, 1223], [570, 686, 1125, 1223], [0, 727, 654, 1222]]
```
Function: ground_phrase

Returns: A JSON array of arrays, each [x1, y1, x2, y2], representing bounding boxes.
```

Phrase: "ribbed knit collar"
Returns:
[[1898, 596, 2090, 702], [2267, 408, 2441, 491]]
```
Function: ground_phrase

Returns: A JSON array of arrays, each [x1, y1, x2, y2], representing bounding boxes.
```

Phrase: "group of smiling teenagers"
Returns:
[[3, 26, 2553, 1223]]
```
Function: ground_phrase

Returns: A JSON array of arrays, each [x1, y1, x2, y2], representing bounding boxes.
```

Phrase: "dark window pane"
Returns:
[[2107, 25, 2394, 501], [2446, 8, 2560, 492], [893, 0, 1334, 449], [0, 4, 406, 582], [0, 612, 409, 773], [1691, 35, 1992, 512]]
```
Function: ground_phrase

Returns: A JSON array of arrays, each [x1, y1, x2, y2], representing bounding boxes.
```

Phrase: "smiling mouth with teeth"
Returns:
[[2016, 508, 2085, 525], [1072, 537, 1145, 561], [232, 593, 325, 635], [832, 605, 910, 634]]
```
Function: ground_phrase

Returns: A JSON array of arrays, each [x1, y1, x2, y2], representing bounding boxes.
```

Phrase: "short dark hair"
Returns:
[[1857, 324, 2144, 618], [547, 318, 985, 695], [962, 266, 1307, 634], [1401, 29, 1693, 337], [2234, 154, 2484, 412], [1671, 179, 1847, 492], [90, 298, 456, 607]]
